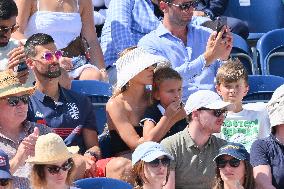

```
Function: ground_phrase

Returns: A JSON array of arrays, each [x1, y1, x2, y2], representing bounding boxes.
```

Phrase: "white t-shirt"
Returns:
[[220, 108, 271, 151], [0, 38, 18, 71]]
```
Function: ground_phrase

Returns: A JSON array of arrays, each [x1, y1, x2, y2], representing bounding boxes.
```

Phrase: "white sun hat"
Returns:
[[114, 47, 170, 90]]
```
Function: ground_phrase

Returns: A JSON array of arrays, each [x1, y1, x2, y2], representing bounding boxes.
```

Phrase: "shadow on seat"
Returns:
[[74, 177, 133, 189]]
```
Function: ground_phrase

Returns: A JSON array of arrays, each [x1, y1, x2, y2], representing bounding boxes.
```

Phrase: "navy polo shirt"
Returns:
[[250, 134, 284, 189], [27, 86, 98, 154]]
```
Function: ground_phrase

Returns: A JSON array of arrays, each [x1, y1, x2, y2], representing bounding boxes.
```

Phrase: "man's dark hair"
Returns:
[[0, 0, 18, 20], [24, 33, 55, 57]]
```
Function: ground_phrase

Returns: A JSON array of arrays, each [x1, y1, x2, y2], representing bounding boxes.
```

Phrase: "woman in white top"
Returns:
[[13, 0, 106, 81]]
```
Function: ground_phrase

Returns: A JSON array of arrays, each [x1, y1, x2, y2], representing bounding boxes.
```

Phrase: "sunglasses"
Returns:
[[216, 157, 241, 168], [167, 1, 198, 11], [198, 107, 227, 117], [0, 25, 19, 34], [6, 94, 30, 106], [148, 157, 170, 168], [32, 50, 63, 63], [145, 63, 157, 70], [0, 179, 10, 186], [46, 159, 73, 175]]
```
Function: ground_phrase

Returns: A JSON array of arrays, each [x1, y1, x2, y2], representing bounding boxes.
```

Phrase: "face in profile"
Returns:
[[143, 155, 170, 185], [216, 155, 245, 185]]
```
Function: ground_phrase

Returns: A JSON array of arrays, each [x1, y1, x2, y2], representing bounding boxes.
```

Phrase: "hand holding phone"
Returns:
[[17, 61, 28, 72]]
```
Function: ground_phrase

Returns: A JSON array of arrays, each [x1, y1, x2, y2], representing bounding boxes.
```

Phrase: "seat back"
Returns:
[[243, 75, 284, 103], [231, 33, 255, 74], [71, 80, 112, 134], [74, 177, 133, 189], [224, 0, 284, 35], [256, 29, 284, 75]]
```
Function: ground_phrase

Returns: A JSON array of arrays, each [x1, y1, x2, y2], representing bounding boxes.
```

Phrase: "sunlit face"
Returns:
[[29, 43, 62, 79], [218, 155, 245, 185], [154, 79, 182, 108], [0, 92, 29, 124], [216, 79, 249, 104], [197, 108, 227, 134], [44, 159, 71, 187], [166, 0, 195, 26], [131, 65, 155, 86], [0, 16, 16, 47], [144, 156, 169, 186]]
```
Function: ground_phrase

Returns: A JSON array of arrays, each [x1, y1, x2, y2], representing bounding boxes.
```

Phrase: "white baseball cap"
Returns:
[[184, 90, 234, 115]]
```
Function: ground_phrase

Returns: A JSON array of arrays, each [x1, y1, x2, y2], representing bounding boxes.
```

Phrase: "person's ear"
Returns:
[[153, 90, 160, 101], [216, 84, 222, 96], [244, 84, 249, 96]]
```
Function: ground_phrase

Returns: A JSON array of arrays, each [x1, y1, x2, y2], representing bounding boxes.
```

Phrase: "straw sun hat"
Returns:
[[115, 47, 170, 90], [26, 133, 79, 164], [0, 70, 35, 98]]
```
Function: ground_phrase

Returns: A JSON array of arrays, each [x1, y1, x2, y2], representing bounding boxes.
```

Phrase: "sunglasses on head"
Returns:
[[0, 179, 10, 186], [148, 157, 170, 168], [167, 1, 198, 11], [0, 25, 19, 35], [46, 159, 73, 175], [6, 94, 30, 106], [216, 157, 241, 168], [198, 107, 227, 117]]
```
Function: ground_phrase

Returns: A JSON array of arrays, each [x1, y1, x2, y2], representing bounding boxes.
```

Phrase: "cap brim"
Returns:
[[0, 170, 12, 179], [142, 151, 174, 163], [205, 100, 234, 111], [213, 152, 247, 162]]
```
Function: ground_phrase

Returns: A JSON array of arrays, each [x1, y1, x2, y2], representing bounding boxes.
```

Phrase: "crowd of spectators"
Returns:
[[0, 0, 283, 189]]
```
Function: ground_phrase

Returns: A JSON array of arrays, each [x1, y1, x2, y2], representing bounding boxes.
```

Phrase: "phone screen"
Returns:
[[216, 17, 227, 38]]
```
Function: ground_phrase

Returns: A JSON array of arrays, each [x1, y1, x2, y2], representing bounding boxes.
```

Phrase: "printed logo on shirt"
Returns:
[[35, 111, 44, 118], [0, 156, 6, 167], [221, 119, 260, 151], [67, 103, 79, 120]]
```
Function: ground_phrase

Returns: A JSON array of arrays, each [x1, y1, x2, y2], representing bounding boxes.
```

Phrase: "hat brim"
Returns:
[[0, 170, 12, 179], [0, 86, 35, 99], [205, 100, 235, 111], [213, 152, 247, 162], [26, 146, 79, 164]]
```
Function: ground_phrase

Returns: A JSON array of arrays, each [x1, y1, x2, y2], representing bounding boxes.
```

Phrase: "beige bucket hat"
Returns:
[[0, 70, 35, 98], [115, 47, 170, 90], [26, 133, 79, 164]]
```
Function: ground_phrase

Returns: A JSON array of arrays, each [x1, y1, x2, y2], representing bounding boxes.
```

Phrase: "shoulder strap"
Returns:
[[37, 0, 40, 11]]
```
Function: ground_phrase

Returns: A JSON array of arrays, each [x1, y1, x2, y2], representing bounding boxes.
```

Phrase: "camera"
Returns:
[[17, 61, 28, 72]]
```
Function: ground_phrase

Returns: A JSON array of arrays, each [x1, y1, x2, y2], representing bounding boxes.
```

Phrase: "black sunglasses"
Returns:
[[46, 159, 73, 175], [216, 157, 241, 168], [7, 94, 30, 106], [167, 1, 198, 11], [0, 25, 19, 34], [198, 107, 227, 117], [148, 157, 170, 168], [0, 178, 10, 186]]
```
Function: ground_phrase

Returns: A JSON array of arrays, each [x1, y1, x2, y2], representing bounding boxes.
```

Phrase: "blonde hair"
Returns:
[[216, 58, 248, 86], [30, 158, 76, 189]]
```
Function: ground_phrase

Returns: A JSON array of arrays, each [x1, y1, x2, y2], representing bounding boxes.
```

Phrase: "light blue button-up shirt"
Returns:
[[138, 22, 222, 101], [100, 0, 160, 67]]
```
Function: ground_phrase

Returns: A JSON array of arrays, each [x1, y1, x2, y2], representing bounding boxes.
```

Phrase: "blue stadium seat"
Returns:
[[256, 29, 284, 77], [71, 80, 112, 134], [231, 33, 255, 74], [74, 177, 133, 189], [243, 75, 284, 103], [224, 0, 284, 40]]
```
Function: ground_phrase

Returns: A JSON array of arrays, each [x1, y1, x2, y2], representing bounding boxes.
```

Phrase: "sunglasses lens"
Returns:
[[0, 179, 9, 186], [149, 159, 160, 167], [61, 160, 73, 171], [55, 51, 63, 60], [47, 166, 61, 174], [20, 95, 30, 104], [230, 158, 241, 167], [44, 52, 53, 61], [7, 97, 19, 106], [161, 158, 170, 167], [216, 159, 226, 168], [214, 109, 227, 117], [217, 158, 241, 168]]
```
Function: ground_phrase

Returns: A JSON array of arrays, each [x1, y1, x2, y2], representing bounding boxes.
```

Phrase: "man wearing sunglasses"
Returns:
[[161, 90, 234, 189], [138, 0, 233, 102], [0, 0, 30, 85], [24, 33, 101, 178]]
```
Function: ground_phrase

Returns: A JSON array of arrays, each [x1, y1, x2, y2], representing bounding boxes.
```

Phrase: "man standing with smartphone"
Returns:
[[0, 0, 29, 84]]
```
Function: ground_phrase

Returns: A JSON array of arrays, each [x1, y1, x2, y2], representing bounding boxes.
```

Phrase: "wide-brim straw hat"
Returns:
[[114, 47, 170, 90], [0, 70, 35, 98], [26, 133, 79, 164]]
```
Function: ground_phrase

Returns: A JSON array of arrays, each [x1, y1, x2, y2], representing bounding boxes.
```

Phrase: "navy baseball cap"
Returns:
[[213, 142, 250, 161], [0, 150, 12, 179]]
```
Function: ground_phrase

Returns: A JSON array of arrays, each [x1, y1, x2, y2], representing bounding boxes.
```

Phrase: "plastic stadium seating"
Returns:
[[231, 33, 255, 74], [243, 75, 284, 103], [223, 0, 284, 39], [256, 29, 284, 77], [71, 80, 112, 135], [74, 178, 133, 189]]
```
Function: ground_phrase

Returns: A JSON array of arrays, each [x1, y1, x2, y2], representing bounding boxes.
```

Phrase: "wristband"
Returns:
[[84, 150, 99, 161]]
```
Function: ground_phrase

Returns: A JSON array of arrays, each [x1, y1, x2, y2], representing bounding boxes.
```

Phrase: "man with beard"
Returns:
[[24, 33, 101, 163], [0, 0, 29, 84], [138, 0, 233, 102]]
